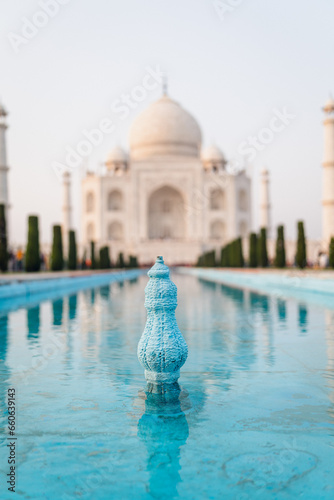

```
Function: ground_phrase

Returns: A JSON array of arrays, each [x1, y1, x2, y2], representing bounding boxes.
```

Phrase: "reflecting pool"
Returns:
[[1, 273, 334, 499]]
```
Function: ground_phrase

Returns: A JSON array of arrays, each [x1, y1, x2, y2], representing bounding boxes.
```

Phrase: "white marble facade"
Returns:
[[81, 94, 251, 265]]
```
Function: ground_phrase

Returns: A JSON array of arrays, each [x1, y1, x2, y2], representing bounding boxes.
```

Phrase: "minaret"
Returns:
[[259, 168, 271, 235], [0, 102, 9, 219], [62, 171, 72, 254], [322, 97, 334, 249]]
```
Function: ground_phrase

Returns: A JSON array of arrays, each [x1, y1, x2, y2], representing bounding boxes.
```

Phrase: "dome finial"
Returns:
[[323, 94, 334, 114], [162, 74, 168, 96], [0, 99, 8, 118]]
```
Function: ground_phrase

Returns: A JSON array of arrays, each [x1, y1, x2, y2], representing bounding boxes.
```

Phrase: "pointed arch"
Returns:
[[148, 185, 185, 239]]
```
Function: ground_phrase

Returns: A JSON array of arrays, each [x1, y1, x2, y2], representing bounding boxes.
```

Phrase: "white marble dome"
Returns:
[[107, 146, 127, 162], [107, 146, 127, 163], [202, 144, 225, 163], [129, 95, 202, 159]]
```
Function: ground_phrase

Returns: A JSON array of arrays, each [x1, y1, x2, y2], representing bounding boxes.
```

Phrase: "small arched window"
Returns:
[[210, 189, 225, 210], [108, 190, 123, 211], [86, 192, 94, 213]]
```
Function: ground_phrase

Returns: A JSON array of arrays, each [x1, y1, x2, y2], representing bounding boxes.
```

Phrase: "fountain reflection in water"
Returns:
[[138, 388, 189, 499]]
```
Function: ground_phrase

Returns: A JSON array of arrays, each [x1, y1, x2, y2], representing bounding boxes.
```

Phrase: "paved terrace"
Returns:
[[0, 269, 146, 302], [176, 267, 334, 305], [0, 269, 133, 282]]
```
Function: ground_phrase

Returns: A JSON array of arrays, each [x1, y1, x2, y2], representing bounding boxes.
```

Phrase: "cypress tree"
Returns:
[[68, 230, 77, 270], [234, 240, 239, 267], [329, 237, 334, 269], [116, 251, 125, 268], [26, 215, 40, 272], [249, 233, 258, 268], [227, 242, 231, 267], [99, 246, 111, 269], [99, 247, 105, 269], [258, 228, 268, 268], [128, 255, 138, 268], [229, 242, 235, 267], [210, 250, 216, 267], [104, 247, 109, 268], [51, 225, 64, 271], [232, 240, 238, 267], [228, 242, 232, 267], [237, 237, 244, 267], [0, 204, 8, 272], [90, 241, 97, 269], [296, 221, 307, 269], [220, 247, 226, 267], [224, 244, 228, 267], [81, 250, 87, 270], [257, 232, 261, 266], [275, 225, 286, 268], [223, 246, 228, 267]]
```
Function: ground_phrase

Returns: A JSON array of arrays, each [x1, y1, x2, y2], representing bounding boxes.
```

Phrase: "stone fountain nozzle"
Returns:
[[137, 256, 188, 393]]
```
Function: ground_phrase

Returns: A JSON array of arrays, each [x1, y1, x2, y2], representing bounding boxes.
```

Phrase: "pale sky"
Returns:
[[1, 0, 333, 247]]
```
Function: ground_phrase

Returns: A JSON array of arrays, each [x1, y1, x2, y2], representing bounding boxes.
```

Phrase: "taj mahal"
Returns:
[[78, 91, 251, 265], [1, 91, 334, 265]]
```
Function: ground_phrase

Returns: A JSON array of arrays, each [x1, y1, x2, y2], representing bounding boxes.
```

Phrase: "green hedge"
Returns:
[[68, 230, 77, 270], [90, 241, 97, 269], [116, 252, 125, 268], [26, 215, 40, 272], [99, 246, 111, 269], [0, 204, 8, 272], [275, 225, 286, 268], [249, 233, 257, 268], [258, 227, 268, 268], [128, 255, 138, 268], [329, 237, 334, 269], [296, 221, 306, 269], [51, 225, 63, 271]]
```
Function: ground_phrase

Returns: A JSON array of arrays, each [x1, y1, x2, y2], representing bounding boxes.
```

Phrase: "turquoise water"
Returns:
[[1, 272, 334, 499]]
